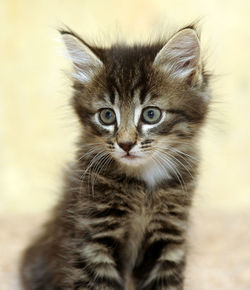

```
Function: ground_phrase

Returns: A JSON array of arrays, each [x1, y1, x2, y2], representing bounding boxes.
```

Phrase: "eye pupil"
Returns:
[[148, 110, 154, 119], [105, 111, 112, 119]]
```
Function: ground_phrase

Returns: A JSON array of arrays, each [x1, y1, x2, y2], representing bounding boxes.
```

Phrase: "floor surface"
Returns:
[[1, 208, 250, 290]]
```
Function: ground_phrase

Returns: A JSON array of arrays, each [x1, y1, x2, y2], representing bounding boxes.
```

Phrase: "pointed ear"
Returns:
[[153, 29, 202, 85], [61, 31, 103, 83]]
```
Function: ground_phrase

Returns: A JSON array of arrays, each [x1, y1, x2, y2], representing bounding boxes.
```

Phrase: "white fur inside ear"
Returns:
[[153, 29, 200, 80], [62, 34, 103, 83]]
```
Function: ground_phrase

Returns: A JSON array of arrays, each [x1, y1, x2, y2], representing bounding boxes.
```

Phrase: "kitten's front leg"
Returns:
[[134, 213, 187, 290], [71, 208, 126, 290], [72, 240, 124, 290]]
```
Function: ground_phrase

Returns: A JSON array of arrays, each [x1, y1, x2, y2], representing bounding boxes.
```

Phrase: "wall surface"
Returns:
[[1, 0, 250, 213]]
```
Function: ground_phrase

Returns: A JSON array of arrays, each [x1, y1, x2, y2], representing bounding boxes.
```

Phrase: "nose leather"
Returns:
[[118, 142, 135, 153]]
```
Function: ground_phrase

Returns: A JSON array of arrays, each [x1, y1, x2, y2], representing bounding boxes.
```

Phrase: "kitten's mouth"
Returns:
[[122, 153, 139, 160]]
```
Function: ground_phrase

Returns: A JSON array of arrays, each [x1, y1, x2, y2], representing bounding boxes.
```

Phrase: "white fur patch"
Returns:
[[71, 70, 92, 83], [140, 158, 172, 187], [160, 247, 185, 263], [134, 105, 142, 125], [113, 93, 121, 126]]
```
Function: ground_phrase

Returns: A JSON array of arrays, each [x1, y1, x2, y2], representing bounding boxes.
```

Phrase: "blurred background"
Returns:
[[1, 0, 250, 214], [1, 0, 250, 289]]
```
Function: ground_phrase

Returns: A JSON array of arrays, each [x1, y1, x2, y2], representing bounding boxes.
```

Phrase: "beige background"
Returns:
[[1, 1, 250, 289], [1, 0, 250, 213]]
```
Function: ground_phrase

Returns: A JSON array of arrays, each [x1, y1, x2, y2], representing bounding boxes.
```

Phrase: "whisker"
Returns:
[[79, 142, 105, 147], [156, 146, 193, 169], [78, 145, 104, 161], [90, 152, 111, 195], [153, 140, 198, 163], [141, 139, 154, 145], [141, 145, 151, 149], [156, 139, 193, 147], [155, 146, 194, 181], [79, 150, 106, 194], [168, 147, 198, 162], [153, 149, 187, 194]]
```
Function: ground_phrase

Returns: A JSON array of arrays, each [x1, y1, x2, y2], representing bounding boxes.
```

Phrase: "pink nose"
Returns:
[[118, 142, 135, 153]]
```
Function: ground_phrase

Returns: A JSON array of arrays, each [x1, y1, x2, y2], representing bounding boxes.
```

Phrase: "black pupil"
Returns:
[[147, 110, 155, 119], [105, 110, 112, 120]]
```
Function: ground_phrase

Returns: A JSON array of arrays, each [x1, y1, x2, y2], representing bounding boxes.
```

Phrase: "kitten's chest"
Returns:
[[125, 205, 151, 258], [122, 205, 151, 289]]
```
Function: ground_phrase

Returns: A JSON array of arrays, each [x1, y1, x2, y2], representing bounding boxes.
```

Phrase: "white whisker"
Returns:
[[153, 149, 187, 194], [155, 147, 194, 181], [79, 150, 106, 194], [78, 146, 104, 161], [168, 147, 198, 162], [90, 153, 111, 195]]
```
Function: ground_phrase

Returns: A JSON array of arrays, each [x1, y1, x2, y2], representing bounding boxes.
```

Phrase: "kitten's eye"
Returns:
[[142, 107, 162, 124], [99, 108, 116, 125]]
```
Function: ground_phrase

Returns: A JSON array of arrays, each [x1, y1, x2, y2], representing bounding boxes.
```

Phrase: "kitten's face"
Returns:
[[62, 28, 210, 185], [89, 93, 168, 167], [85, 90, 189, 170]]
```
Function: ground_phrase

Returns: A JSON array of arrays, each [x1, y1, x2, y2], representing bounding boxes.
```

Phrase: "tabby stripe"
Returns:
[[148, 227, 183, 237], [89, 277, 123, 290], [141, 139, 154, 145], [141, 274, 182, 290], [142, 260, 185, 288], [170, 130, 189, 138], [89, 220, 122, 231], [133, 240, 166, 280], [131, 65, 148, 104], [166, 109, 192, 121], [74, 280, 89, 289], [93, 236, 119, 249], [76, 248, 114, 267], [144, 225, 184, 246], [148, 219, 186, 232], [107, 86, 116, 105], [147, 234, 184, 246], [93, 236, 123, 273], [168, 210, 187, 220], [92, 227, 124, 240], [88, 207, 127, 218], [74, 276, 122, 290], [157, 118, 187, 135], [74, 259, 122, 287], [159, 260, 185, 272], [133, 238, 184, 281]]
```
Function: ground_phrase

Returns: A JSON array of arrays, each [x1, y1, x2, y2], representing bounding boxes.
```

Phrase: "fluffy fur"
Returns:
[[20, 25, 210, 290]]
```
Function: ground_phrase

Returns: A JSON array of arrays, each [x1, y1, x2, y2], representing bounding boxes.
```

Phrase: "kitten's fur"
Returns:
[[21, 25, 210, 290]]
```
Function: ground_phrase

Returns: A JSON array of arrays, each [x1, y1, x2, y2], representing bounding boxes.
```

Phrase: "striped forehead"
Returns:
[[104, 89, 154, 127]]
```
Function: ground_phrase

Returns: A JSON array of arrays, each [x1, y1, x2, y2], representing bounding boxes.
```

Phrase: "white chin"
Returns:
[[119, 156, 146, 167]]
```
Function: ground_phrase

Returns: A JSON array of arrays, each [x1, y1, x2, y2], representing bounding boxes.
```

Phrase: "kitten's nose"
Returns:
[[118, 142, 135, 153]]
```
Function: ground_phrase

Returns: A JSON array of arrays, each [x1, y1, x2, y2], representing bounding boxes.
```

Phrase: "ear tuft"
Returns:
[[153, 28, 201, 84], [60, 30, 103, 83]]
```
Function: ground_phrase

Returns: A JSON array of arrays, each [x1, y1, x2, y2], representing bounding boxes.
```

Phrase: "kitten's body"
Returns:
[[21, 26, 210, 290]]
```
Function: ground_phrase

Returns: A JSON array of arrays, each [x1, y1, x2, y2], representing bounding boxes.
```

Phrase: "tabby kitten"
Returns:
[[21, 25, 210, 290]]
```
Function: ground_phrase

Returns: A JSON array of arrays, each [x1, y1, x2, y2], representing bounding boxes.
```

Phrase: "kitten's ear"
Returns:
[[60, 30, 103, 83], [153, 28, 201, 85]]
